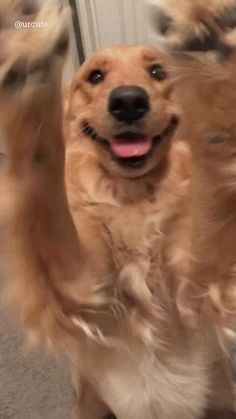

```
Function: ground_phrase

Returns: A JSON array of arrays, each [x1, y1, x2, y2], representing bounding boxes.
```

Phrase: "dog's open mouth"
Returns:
[[110, 133, 152, 158], [82, 116, 179, 169]]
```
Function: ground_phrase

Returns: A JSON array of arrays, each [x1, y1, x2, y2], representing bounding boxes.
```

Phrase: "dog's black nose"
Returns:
[[109, 86, 150, 123]]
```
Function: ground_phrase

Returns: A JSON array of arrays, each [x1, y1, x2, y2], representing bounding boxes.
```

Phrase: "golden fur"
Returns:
[[0, 1, 236, 418], [151, 0, 236, 325]]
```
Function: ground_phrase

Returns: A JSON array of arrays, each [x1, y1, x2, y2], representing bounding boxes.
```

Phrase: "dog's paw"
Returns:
[[149, 0, 236, 57], [0, 0, 69, 95]]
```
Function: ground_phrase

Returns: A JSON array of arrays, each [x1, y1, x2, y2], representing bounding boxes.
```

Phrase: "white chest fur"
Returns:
[[81, 339, 210, 419]]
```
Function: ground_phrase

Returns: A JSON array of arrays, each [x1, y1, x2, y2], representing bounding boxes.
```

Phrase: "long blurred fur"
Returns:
[[151, 0, 236, 327], [0, 1, 236, 419]]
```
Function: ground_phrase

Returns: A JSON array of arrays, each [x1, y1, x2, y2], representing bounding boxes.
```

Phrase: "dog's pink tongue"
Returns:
[[111, 136, 152, 158]]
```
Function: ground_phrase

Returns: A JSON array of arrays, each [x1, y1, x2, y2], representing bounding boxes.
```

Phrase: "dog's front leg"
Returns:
[[0, 0, 81, 345]]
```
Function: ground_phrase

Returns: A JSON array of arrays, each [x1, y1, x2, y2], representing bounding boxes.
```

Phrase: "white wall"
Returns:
[[77, 0, 158, 57]]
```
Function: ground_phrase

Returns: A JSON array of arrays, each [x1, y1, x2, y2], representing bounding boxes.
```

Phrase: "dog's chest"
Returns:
[[102, 203, 163, 276], [83, 339, 210, 419]]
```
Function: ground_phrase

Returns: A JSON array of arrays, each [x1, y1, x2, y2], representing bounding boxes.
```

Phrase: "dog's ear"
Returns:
[[63, 74, 81, 120], [63, 82, 73, 141], [63, 82, 72, 118], [62, 71, 88, 143]]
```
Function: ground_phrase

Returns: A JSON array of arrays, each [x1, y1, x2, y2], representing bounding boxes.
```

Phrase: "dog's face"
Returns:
[[68, 45, 179, 177]]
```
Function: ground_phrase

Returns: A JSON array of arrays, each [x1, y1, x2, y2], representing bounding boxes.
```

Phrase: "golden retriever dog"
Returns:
[[0, 1, 235, 419]]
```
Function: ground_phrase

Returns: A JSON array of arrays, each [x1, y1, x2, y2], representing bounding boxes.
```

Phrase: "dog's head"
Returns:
[[66, 45, 179, 178]]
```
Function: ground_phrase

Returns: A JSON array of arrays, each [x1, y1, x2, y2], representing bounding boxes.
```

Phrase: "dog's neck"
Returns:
[[67, 153, 163, 208], [66, 140, 189, 208], [99, 161, 169, 206]]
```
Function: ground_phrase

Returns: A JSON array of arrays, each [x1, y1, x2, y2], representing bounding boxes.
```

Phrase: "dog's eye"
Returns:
[[149, 64, 167, 81], [88, 69, 105, 85]]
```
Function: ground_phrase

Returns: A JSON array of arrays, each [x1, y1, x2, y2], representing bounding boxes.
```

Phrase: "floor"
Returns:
[[0, 298, 74, 419]]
